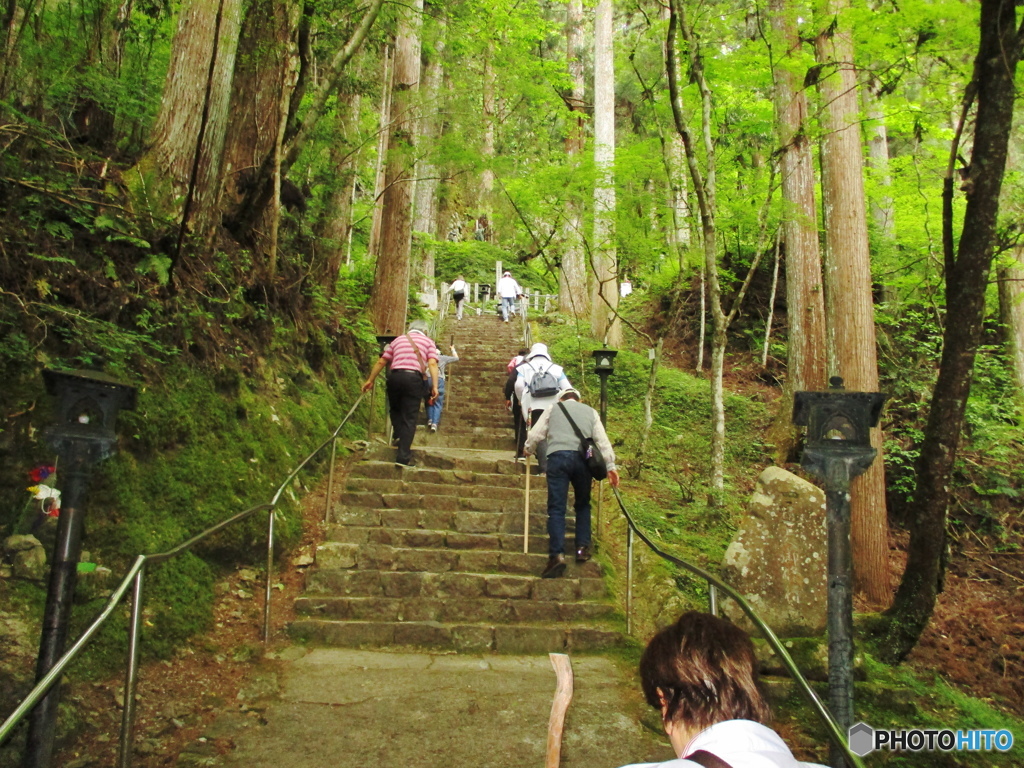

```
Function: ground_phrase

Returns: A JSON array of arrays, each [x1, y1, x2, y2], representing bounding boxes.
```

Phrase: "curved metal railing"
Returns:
[[610, 486, 864, 768], [0, 393, 366, 767]]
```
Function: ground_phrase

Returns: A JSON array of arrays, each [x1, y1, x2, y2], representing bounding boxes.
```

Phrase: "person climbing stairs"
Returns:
[[290, 312, 624, 653]]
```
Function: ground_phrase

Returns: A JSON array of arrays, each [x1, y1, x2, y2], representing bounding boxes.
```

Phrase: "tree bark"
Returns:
[[368, 45, 393, 259], [317, 88, 362, 292], [814, 0, 890, 605], [770, 0, 826, 394], [369, 0, 423, 334], [558, 0, 589, 319], [591, 0, 621, 347], [864, 78, 896, 241], [221, 0, 295, 192], [142, 0, 242, 252], [412, 13, 446, 242], [998, 252, 1024, 394], [879, 0, 1023, 660]]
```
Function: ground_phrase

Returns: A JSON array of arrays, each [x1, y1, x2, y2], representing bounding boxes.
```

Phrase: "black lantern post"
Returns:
[[793, 377, 884, 768], [591, 349, 617, 545], [369, 335, 397, 442], [26, 370, 136, 768], [590, 349, 617, 426]]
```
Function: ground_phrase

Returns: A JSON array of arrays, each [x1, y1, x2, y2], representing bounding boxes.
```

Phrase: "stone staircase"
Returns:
[[290, 313, 625, 653]]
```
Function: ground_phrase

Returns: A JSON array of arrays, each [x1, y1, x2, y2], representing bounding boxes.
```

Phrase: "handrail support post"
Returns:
[[118, 563, 146, 768]]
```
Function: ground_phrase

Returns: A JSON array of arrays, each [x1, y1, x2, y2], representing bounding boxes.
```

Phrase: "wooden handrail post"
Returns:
[[545, 653, 574, 768]]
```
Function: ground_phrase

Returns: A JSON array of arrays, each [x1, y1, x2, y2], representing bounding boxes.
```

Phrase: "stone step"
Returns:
[[305, 568, 605, 602], [313, 540, 598, 576], [324, 524, 550, 554], [348, 463, 536, 488], [294, 595, 616, 624], [334, 491, 551, 517], [329, 506, 556, 536], [344, 477, 547, 501], [288, 619, 624, 654], [361, 446, 536, 475]]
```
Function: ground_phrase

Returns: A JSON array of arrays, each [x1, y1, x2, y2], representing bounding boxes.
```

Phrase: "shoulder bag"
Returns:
[[686, 751, 734, 768], [556, 402, 608, 480]]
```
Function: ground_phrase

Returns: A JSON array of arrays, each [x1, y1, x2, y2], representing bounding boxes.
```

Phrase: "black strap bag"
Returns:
[[557, 402, 608, 480]]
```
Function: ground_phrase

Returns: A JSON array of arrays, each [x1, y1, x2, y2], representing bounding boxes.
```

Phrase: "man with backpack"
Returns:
[[524, 388, 620, 579], [513, 343, 572, 472]]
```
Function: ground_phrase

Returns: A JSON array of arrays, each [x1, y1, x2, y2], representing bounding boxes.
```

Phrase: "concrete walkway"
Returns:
[[200, 647, 673, 768]]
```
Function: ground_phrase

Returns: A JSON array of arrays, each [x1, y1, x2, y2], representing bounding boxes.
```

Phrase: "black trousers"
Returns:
[[387, 369, 425, 464]]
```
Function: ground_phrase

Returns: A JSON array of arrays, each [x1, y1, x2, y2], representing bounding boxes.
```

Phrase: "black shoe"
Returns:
[[575, 546, 591, 563], [541, 554, 566, 579]]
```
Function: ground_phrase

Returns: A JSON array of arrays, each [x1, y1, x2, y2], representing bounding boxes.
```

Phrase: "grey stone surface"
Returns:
[[721, 466, 828, 636], [216, 649, 670, 768]]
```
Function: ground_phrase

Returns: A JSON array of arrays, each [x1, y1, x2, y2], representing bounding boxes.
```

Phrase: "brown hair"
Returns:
[[639, 612, 772, 733]]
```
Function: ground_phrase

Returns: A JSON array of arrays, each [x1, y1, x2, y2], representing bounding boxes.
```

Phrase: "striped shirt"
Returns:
[[382, 332, 439, 372]]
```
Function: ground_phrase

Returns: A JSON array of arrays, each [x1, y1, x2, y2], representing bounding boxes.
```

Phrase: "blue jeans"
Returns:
[[501, 296, 515, 321], [545, 450, 592, 556], [426, 377, 446, 426]]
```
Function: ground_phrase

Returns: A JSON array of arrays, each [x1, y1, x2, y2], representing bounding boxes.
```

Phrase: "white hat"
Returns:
[[559, 388, 582, 401], [527, 343, 550, 360], [503, 271, 512, 276]]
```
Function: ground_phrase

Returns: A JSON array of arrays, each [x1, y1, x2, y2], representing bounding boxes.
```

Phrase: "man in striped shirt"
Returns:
[[361, 320, 440, 467]]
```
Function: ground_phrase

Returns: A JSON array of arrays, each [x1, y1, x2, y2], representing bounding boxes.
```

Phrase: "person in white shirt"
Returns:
[[496, 271, 522, 322], [448, 275, 468, 320], [617, 612, 829, 768], [514, 343, 571, 470]]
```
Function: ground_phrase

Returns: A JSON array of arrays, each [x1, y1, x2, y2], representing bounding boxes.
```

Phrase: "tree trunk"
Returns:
[[220, 0, 297, 252], [368, 45, 393, 259], [225, 0, 385, 240], [413, 13, 446, 294], [481, 43, 496, 206], [412, 15, 446, 242], [632, 337, 664, 478], [998, 252, 1024, 394], [591, 0, 621, 346], [879, 0, 1021, 663], [369, 0, 423, 334], [317, 89, 362, 293], [815, 0, 890, 605], [864, 77, 896, 241], [770, 0, 826, 394], [142, 0, 242, 256], [559, 0, 589, 319], [668, 0, 724, 502]]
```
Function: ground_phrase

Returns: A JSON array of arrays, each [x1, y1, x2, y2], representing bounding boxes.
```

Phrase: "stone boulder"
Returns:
[[3, 534, 48, 581], [721, 466, 827, 637]]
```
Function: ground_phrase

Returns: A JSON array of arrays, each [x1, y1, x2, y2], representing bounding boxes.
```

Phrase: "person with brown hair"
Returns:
[[619, 612, 827, 768]]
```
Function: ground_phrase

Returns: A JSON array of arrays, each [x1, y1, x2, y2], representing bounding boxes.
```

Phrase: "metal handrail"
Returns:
[[0, 393, 366, 766], [610, 486, 864, 768]]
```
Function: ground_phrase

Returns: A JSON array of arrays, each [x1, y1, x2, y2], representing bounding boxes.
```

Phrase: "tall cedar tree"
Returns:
[[369, 0, 423, 333], [814, 0, 890, 604]]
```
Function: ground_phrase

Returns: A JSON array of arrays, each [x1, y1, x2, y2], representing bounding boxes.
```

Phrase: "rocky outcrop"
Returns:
[[721, 466, 827, 637]]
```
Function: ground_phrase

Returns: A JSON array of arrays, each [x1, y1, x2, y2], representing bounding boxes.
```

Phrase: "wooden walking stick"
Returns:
[[523, 454, 532, 554], [545, 653, 574, 768]]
